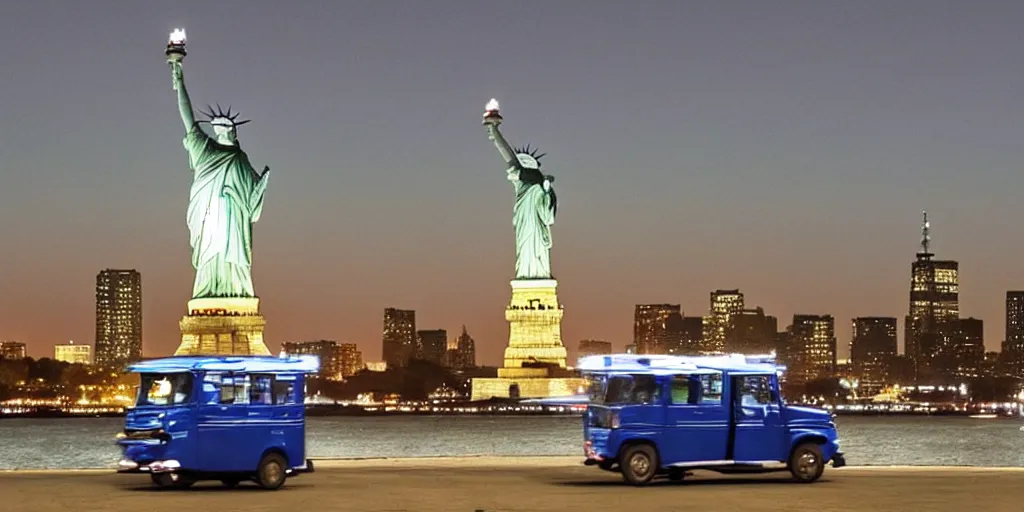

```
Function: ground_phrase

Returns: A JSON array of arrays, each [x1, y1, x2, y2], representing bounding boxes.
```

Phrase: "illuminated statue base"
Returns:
[[174, 297, 271, 356], [471, 279, 582, 401], [470, 375, 586, 401]]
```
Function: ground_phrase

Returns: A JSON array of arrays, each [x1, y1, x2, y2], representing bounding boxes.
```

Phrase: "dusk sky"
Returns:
[[3, 1, 1024, 363]]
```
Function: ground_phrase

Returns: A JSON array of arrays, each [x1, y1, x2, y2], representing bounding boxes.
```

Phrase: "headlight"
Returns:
[[610, 411, 620, 429]]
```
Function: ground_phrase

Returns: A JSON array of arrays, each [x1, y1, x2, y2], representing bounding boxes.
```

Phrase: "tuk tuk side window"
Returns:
[[739, 375, 773, 405], [273, 377, 296, 405], [206, 373, 250, 405], [604, 374, 661, 405], [250, 374, 274, 405]]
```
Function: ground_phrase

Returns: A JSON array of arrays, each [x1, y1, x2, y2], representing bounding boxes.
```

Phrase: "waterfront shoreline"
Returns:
[[6, 455, 1024, 473]]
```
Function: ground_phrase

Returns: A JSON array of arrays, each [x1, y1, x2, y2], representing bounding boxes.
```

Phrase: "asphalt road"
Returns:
[[3, 457, 1022, 512]]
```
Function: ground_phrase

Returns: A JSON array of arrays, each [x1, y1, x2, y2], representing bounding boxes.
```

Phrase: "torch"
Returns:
[[483, 98, 502, 126], [166, 28, 186, 90], [166, 28, 187, 62]]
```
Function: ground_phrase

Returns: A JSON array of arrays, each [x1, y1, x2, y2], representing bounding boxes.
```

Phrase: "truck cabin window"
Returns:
[[138, 373, 192, 406], [739, 375, 774, 406], [669, 375, 702, 404]]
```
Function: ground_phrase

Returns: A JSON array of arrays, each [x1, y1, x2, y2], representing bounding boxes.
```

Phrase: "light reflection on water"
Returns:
[[0, 415, 1021, 470]]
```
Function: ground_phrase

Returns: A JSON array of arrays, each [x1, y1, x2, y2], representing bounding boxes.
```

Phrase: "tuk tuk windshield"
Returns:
[[137, 372, 193, 406]]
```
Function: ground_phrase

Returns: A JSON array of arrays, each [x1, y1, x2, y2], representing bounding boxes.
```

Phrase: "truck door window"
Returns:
[[670, 375, 698, 404], [697, 372, 723, 404], [219, 374, 250, 405], [250, 374, 274, 405], [630, 374, 659, 404], [273, 378, 296, 405], [740, 375, 772, 405]]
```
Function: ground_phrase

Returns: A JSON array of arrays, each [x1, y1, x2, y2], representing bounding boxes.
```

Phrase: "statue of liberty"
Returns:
[[482, 99, 558, 280], [166, 31, 269, 299]]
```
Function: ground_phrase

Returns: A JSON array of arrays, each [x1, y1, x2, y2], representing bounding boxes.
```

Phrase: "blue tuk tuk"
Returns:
[[115, 355, 319, 489], [576, 354, 845, 485]]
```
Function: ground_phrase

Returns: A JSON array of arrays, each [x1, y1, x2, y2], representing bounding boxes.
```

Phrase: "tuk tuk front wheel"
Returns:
[[620, 444, 658, 486], [256, 452, 288, 490], [788, 443, 825, 483]]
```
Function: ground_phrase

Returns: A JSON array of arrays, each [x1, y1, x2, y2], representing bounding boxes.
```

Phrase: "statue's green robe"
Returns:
[[183, 123, 269, 298], [511, 173, 555, 280]]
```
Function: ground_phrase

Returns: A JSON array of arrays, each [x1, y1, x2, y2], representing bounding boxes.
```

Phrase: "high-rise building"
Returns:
[[0, 341, 27, 360], [704, 290, 744, 353], [94, 269, 142, 368], [729, 308, 778, 354], [678, 316, 704, 355], [904, 213, 959, 380], [788, 315, 837, 387], [282, 340, 343, 380], [949, 318, 984, 379], [851, 317, 897, 393], [1005, 291, 1024, 376], [416, 329, 448, 365], [444, 325, 476, 370], [337, 343, 363, 378], [577, 339, 613, 359], [54, 341, 91, 365], [382, 308, 416, 367], [633, 304, 680, 354]]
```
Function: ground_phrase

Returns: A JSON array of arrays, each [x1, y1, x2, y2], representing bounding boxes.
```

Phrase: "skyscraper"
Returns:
[[445, 325, 476, 370], [1005, 291, 1024, 376], [851, 317, 898, 393], [337, 343, 363, 378], [788, 315, 837, 387], [729, 307, 777, 354], [282, 340, 342, 380], [94, 269, 142, 368], [633, 304, 680, 354], [382, 308, 416, 367], [577, 339, 613, 358], [904, 212, 959, 380], [950, 318, 984, 379], [416, 329, 448, 365], [0, 341, 27, 360], [704, 290, 744, 353]]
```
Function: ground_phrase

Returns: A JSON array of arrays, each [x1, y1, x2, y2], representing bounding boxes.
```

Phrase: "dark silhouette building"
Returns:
[[416, 329, 448, 365], [851, 317, 898, 393]]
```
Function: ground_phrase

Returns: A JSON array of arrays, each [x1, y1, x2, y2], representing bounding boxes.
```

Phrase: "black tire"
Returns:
[[620, 444, 658, 486], [151, 472, 194, 489], [221, 478, 241, 488], [788, 443, 825, 483], [255, 452, 288, 490], [667, 468, 687, 482]]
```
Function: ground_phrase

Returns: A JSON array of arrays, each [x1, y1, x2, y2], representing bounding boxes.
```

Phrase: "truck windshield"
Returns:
[[137, 373, 193, 406]]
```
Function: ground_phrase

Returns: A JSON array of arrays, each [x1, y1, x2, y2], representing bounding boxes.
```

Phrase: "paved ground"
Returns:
[[3, 457, 1023, 512]]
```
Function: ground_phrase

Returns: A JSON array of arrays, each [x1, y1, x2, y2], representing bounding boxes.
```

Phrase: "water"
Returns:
[[0, 415, 1021, 470]]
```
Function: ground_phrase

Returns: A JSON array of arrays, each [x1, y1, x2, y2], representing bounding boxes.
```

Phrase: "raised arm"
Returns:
[[484, 122, 518, 169], [170, 61, 196, 131]]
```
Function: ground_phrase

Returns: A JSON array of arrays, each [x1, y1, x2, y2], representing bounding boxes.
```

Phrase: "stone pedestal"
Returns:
[[471, 279, 584, 401], [174, 297, 271, 356]]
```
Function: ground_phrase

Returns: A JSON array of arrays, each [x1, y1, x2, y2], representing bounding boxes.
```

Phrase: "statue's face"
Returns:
[[211, 118, 237, 144], [507, 168, 520, 181]]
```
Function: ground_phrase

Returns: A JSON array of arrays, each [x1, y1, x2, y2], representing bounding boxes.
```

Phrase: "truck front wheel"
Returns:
[[788, 442, 825, 483], [620, 444, 658, 486]]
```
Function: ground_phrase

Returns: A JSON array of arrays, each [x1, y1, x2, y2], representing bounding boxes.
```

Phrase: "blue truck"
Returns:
[[115, 355, 319, 490], [576, 354, 845, 485]]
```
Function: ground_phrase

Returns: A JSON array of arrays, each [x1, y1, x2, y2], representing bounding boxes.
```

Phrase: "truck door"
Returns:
[[663, 372, 730, 464], [730, 374, 785, 462], [197, 372, 250, 471]]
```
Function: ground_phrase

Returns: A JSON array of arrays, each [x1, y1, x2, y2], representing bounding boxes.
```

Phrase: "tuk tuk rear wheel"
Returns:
[[256, 453, 288, 490], [620, 444, 658, 486]]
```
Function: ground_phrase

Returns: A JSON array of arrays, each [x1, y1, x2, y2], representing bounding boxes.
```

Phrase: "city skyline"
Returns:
[[5, 2, 1024, 363]]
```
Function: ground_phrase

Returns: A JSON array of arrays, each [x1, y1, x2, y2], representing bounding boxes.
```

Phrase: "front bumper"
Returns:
[[117, 459, 180, 474], [831, 451, 846, 468]]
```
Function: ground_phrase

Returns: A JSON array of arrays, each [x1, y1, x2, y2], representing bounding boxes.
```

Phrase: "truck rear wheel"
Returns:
[[151, 472, 194, 489], [788, 442, 825, 483], [255, 453, 288, 490], [620, 444, 658, 486]]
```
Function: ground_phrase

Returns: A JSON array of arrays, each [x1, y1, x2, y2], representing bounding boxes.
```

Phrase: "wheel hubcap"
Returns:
[[265, 462, 282, 483], [630, 454, 650, 476], [796, 452, 818, 478]]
